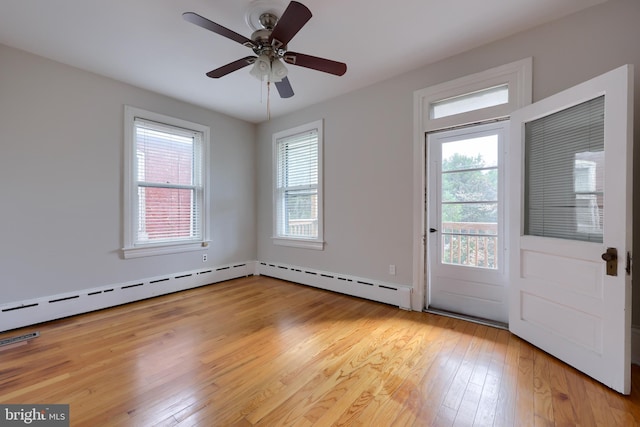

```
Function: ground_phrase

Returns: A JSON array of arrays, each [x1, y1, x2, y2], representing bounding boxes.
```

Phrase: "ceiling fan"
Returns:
[[183, 1, 347, 99]]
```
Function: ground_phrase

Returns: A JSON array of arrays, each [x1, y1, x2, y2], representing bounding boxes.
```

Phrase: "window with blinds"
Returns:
[[134, 118, 203, 243], [524, 96, 604, 242], [273, 120, 323, 249], [123, 106, 209, 258]]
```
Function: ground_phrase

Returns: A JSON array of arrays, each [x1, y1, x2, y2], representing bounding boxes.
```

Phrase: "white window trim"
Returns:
[[411, 58, 533, 311], [417, 58, 532, 132], [272, 119, 324, 250], [122, 105, 211, 259]]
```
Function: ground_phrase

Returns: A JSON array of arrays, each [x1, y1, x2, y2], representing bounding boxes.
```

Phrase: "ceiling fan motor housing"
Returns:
[[251, 13, 287, 60], [259, 12, 278, 30]]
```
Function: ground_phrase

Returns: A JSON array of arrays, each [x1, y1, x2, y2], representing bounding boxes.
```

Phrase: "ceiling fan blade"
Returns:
[[183, 12, 255, 48], [283, 52, 347, 76], [274, 76, 294, 98], [206, 56, 257, 78], [269, 1, 312, 49]]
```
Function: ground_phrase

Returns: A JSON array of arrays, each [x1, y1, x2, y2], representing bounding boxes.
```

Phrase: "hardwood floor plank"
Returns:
[[514, 339, 535, 426], [492, 330, 521, 427], [472, 328, 508, 426], [532, 351, 554, 427], [548, 353, 578, 426], [1, 276, 639, 426], [563, 365, 597, 427]]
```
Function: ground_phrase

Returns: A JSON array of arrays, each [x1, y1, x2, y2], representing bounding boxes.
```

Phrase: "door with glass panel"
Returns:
[[427, 121, 508, 324], [509, 65, 633, 394]]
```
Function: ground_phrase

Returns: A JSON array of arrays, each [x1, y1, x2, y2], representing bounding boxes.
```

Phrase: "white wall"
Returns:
[[3, 0, 639, 325], [0, 44, 256, 305], [256, 0, 640, 321]]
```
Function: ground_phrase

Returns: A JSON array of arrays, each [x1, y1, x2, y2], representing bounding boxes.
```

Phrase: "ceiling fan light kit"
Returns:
[[183, 1, 347, 100], [249, 54, 287, 83]]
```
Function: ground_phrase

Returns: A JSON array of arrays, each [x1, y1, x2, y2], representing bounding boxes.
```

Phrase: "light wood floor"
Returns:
[[2, 276, 640, 426]]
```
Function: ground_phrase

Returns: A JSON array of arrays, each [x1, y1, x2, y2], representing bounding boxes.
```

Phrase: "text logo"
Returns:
[[1, 405, 69, 426]]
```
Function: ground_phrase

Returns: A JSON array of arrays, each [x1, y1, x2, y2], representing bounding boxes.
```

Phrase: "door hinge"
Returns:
[[626, 251, 632, 276]]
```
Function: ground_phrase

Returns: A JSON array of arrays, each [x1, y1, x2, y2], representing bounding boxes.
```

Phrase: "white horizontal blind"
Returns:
[[275, 128, 318, 238], [134, 117, 203, 245], [524, 96, 604, 242]]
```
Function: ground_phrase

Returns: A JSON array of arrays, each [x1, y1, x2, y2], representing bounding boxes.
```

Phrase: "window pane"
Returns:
[[279, 141, 317, 187], [438, 130, 499, 270], [431, 84, 508, 119], [442, 135, 498, 171], [442, 202, 498, 225], [136, 126, 194, 186], [284, 189, 318, 238], [441, 234, 498, 269], [277, 131, 318, 189], [442, 169, 497, 203], [138, 187, 199, 242], [525, 96, 604, 242]]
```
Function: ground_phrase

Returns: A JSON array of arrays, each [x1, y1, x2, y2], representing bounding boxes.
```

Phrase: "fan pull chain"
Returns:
[[267, 81, 271, 120], [260, 77, 264, 104]]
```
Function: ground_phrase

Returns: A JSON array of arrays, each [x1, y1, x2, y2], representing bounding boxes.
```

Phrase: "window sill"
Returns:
[[272, 237, 325, 250], [122, 241, 210, 259]]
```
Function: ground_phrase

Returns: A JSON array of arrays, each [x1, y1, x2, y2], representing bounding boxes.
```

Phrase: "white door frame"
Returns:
[[412, 58, 532, 311]]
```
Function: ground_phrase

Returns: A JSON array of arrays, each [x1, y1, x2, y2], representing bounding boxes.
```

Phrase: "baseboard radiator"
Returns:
[[1, 261, 413, 333], [257, 262, 412, 310], [0, 262, 256, 333]]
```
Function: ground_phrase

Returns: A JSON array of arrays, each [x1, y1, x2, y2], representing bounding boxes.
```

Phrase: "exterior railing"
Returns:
[[441, 222, 498, 269], [288, 219, 318, 237]]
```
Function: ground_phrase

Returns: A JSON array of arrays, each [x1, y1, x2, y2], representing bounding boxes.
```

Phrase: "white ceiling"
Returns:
[[0, 0, 607, 123]]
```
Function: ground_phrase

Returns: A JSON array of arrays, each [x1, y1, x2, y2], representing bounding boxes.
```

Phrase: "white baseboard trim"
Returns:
[[0, 261, 257, 333], [1, 260, 412, 333], [257, 261, 412, 310], [632, 326, 640, 366]]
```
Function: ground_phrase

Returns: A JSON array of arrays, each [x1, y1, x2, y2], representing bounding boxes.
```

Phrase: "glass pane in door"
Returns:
[[524, 96, 604, 242], [440, 134, 499, 269]]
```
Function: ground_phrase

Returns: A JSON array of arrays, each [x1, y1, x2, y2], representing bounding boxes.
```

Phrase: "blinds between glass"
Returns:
[[524, 96, 604, 242]]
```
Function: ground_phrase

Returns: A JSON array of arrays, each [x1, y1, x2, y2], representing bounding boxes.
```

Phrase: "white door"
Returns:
[[427, 121, 508, 324], [509, 65, 633, 394]]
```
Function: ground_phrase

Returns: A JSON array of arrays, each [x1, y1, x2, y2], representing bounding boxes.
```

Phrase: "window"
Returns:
[[430, 84, 509, 119], [273, 120, 324, 250], [524, 96, 604, 242], [417, 58, 532, 132], [438, 129, 501, 270], [123, 106, 209, 258]]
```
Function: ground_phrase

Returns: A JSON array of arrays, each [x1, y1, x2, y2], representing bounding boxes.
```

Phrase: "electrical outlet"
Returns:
[[389, 264, 396, 275], [202, 254, 208, 263]]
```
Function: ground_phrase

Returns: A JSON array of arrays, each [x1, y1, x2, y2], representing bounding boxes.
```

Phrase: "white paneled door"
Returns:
[[509, 65, 634, 394]]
